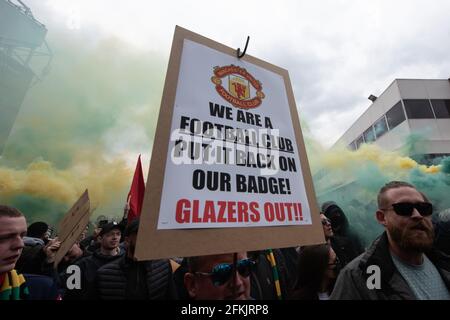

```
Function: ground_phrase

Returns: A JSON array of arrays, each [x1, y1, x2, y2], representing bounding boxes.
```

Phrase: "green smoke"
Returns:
[[304, 127, 450, 247], [0, 12, 166, 225], [9, 194, 67, 228], [441, 157, 450, 174]]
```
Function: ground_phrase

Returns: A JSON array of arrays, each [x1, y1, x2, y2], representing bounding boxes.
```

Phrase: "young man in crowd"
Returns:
[[96, 219, 177, 299], [331, 181, 450, 300], [0, 205, 58, 300], [64, 221, 124, 300]]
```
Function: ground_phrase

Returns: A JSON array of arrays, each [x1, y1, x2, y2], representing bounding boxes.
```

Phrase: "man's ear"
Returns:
[[184, 273, 197, 299], [376, 210, 387, 227]]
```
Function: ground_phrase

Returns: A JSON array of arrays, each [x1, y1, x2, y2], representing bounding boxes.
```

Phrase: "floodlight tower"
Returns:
[[0, 0, 52, 155]]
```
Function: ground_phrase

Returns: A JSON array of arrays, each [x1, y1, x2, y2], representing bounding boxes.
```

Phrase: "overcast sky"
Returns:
[[27, 0, 450, 148]]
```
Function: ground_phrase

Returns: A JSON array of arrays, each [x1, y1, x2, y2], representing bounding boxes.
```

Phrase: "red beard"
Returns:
[[388, 219, 434, 252]]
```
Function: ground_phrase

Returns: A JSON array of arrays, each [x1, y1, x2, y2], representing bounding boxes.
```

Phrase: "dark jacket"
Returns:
[[24, 274, 59, 300], [324, 204, 364, 267], [434, 216, 450, 255], [330, 232, 450, 300], [173, 258, 190, 300], [64, 248, 124, 300], [96, 255, 177, 300], [249, 249, 290, 300], [289, 287, 320, 300], [279, 247, 299, 289], [15, 238, 47, 275], [55, 249, 92, 294], [331, 234, 363, 268]]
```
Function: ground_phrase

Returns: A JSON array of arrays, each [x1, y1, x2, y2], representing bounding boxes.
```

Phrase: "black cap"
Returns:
[[27, 222, 49, 239], [99, 221, 122, 236], [97, 219, 109, 228]]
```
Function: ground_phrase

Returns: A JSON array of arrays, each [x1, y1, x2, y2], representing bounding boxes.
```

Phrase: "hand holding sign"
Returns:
[[43, 237, 61, 264]]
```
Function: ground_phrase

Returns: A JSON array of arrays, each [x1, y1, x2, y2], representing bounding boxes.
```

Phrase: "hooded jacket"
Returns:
[[15, 237, 46, 275], [323, 204, 364, 266]]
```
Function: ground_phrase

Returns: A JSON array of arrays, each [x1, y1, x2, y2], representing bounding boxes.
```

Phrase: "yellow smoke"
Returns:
[[318, 143, 441, 175], [0, 156, 132, 208]]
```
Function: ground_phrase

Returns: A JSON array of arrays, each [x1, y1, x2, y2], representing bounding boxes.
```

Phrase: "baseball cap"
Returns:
[[99, 221, 122, 236]]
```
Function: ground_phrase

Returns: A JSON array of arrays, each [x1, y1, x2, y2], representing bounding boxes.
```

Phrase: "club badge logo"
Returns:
[[211, 65, 265, 109]]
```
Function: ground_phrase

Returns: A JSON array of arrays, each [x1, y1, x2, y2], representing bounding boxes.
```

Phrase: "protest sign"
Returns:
[[136, 26, 324, 260], [54, 190, 91, 267]]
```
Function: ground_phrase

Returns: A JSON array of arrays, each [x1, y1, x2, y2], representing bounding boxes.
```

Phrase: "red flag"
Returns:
[[127, 155, 145, 222]]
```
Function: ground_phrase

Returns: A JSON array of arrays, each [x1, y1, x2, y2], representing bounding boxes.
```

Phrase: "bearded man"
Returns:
[[331, 181, 450, 300]]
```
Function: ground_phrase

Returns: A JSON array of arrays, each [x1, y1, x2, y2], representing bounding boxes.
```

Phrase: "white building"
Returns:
[[334, 79, 450, 164], [314, 78, 450, 208]]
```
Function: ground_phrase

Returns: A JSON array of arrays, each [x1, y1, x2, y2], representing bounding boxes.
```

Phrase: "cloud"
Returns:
[[33, 0, 450, 148]]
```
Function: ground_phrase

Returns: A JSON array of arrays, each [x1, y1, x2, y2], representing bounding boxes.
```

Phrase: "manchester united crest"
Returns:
[[211, 65, 265, 109]]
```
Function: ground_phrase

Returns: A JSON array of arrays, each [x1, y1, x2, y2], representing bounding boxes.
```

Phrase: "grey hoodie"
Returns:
[[23, 236, 45, 246]]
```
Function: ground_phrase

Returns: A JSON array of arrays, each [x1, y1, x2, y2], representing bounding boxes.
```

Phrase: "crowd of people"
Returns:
[[1, 180, 450, 300]]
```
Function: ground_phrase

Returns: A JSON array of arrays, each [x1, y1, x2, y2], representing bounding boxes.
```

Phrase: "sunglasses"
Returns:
[[195, 258, 255, 287], [382, 202, 433, 217]]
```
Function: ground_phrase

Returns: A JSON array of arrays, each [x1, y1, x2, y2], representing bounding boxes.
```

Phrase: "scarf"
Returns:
[[265, 249, 283, 300], [0, 270, 29, 300]]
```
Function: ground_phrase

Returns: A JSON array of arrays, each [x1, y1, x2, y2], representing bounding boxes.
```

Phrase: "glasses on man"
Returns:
[[194, 258, 256, 287], [381, 202, 433, 217]]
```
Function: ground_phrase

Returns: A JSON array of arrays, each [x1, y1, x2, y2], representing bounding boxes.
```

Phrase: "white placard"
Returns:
[[157, 39, 311, 229]]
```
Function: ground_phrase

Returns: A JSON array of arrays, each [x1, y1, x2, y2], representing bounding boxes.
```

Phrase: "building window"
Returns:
[[404, 99, 434, 119], [355, 135, 364, 149], [431, 99, 450, 118], [410, 153, 450, 166], [363, 126, 376, 143], [386, 101, 406, 129], [348, 141, 356, 151], [373, 116, 388, 139]]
